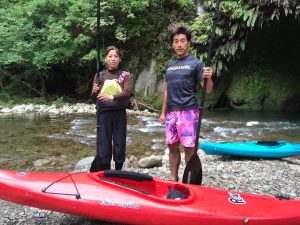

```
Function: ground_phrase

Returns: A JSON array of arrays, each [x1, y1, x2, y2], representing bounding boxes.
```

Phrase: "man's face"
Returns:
[[172, 34, 190, 58]]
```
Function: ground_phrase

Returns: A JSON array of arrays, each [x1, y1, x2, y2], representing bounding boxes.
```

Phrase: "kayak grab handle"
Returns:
[[104, 170, 153, 182], [100, 178, 151, 195]]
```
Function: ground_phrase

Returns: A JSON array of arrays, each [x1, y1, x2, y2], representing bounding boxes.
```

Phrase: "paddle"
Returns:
[[182, 0, 221, 185], [90, 0, 102, 172]]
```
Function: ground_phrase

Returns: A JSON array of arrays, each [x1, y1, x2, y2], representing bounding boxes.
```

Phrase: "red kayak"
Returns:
[[0, 169, 300, 225]]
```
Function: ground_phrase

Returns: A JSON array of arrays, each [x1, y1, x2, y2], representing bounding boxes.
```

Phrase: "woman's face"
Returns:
[[105, 49, 121, 70]]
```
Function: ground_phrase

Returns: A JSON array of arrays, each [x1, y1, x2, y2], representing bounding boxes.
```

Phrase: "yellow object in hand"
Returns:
[[100, 79, 122, 95]]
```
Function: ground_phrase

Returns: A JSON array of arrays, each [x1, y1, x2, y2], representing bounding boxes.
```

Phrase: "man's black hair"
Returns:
[[169, 26, 192, 43]]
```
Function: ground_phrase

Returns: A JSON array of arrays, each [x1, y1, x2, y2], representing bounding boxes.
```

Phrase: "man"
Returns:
[[159, 26, 213, 181]]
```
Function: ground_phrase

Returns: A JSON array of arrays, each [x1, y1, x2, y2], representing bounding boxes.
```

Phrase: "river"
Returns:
[[0, 110, 299, 171]]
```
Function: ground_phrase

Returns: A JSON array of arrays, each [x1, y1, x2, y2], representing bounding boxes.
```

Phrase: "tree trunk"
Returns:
[[38, 72, 48, 99]]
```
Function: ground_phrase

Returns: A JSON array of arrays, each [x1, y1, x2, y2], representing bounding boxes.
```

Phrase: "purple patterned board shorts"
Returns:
[[165, 108, 199, 147]]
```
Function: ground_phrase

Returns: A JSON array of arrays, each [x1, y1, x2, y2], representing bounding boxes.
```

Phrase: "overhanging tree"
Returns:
[[190, 0, 300, 76]]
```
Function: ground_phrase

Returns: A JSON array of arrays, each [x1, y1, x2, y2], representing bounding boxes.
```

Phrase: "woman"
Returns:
[[91, 46, 132, 171]]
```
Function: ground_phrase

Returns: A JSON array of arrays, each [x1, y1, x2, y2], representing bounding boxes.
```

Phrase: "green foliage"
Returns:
[[126, 56, 140, 82], [1, 0, 195, 101], [226, 66, 270, 111], [0, 0, 299, 107], [52, 96, 65, 107], [0, 0, 96, 100], [153, 48, 172, 81], [22, 97, 48, 105], [190, 0, 299, 76], [1, 0, 94, 69], [137, 93, 163, 110], [0, 94, 48, 107], [0, 92, 12, 104]]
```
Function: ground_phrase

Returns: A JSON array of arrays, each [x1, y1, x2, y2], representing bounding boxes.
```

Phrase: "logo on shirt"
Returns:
[[167, 65, 191, 71]]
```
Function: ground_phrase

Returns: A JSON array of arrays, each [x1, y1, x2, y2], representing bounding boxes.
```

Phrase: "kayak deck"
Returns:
[[200, 140, 300, 158], [1, 169, 300, 225]]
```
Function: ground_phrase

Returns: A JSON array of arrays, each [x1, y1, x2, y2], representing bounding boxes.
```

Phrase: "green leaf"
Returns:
[[217, 60, 223, 70], [230, 24, 238, 37], [251, 11, 258, 28], [243, 11, 249, 22], [215, 27, 222, 36], [240, 40, 245, 51]]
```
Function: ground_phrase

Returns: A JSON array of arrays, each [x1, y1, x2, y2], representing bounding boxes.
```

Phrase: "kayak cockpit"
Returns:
[[256, 140, 283, 147], [93, 170, 192, 202]]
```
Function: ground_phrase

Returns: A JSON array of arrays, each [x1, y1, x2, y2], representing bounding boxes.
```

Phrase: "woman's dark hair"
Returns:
[[169, 26, 192, 43], [105, 46, 122, 58]]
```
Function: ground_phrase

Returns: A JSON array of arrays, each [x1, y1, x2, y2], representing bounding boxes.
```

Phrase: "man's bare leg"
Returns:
[[183, 147, 194, 164], [168, 142, 180, 181]]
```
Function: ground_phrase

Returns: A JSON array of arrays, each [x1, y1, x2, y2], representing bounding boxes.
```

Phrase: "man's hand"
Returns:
[[203, 67, 213, 79], [159, 113, 166, 125]]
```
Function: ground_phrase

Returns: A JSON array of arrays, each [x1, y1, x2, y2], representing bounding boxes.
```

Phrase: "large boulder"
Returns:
[[211, 62, 300, 112]]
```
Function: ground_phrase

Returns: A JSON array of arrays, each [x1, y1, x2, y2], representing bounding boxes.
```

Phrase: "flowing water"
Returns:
[[0, 110, 299, 172]]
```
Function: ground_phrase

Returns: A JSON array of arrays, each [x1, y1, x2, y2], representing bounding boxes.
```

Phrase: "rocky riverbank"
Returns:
[[1, 103, 300, 224], [0, 103, 157, 116], [1, 150, 300, 225]]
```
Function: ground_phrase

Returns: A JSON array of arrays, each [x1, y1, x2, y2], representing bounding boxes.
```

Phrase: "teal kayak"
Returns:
[[200, 140, 300, 158]]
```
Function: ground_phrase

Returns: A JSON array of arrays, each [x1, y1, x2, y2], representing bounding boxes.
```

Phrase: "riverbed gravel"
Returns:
[[1, 150, 300, 225], [1, 104, 300, 224]]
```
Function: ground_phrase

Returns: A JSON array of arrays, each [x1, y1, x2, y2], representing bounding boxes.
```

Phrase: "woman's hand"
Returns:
[[97, 93, 113, 102], [92, 83, 100, 94]]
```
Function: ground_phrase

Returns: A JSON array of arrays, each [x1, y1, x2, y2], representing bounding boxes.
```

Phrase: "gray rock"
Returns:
[[138, 155, 162, 168], [33, 159, 51, 167], [74, 157, 95, 170]]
